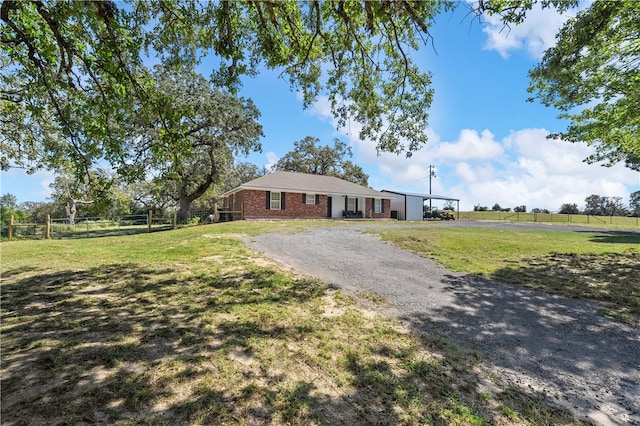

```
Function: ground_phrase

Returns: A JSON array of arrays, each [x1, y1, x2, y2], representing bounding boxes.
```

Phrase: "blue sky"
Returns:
[[2, 4, 638, 211]]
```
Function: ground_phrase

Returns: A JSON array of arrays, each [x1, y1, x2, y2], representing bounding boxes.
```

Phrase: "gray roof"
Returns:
[[382, 189, 460, 201], [223, 171, 390, 198]]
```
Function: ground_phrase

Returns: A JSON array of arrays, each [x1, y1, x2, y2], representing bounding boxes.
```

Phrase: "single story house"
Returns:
[[221, 171, 392, 220], [382, 190, 460, 220]]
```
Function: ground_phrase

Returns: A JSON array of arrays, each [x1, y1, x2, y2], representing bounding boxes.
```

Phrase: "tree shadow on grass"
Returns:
[[399, 271, 640, 426], [1, 262, 588, 425], [0, 263, 325, 424], [581, 230, 640, 245], [493, 251, 640, 318]]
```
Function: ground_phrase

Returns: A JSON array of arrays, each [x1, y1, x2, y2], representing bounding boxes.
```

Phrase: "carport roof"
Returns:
[[382, 190, 460, 202]]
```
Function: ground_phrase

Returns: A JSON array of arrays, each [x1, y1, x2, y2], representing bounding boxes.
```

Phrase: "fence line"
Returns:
[[8, 208, 635, 240], [147, 210, 177, 233], [7, 214, 51, 240], [458, 211, 639, 228], [7, 211, 179, 241]]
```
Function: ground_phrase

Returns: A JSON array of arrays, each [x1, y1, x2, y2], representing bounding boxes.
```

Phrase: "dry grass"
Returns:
[[374, 225, 640, 323], [1, 222, 588, 425]]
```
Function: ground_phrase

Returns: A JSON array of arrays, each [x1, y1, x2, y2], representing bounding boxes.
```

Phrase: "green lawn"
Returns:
[[458, 211, 640, 230], [373, 224, 640, 322], [0, 221, 586, 425]]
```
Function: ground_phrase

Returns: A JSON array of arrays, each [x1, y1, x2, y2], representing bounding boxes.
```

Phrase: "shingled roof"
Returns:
[[222, 171, 390, 198]]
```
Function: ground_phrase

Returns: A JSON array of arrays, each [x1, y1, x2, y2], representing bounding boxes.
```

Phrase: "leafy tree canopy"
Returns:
[[629, 191, 640, 216], [526, 1, 639, 170], [531, 208, 550, 214], [0, 193, 18, 211], [48, 167, 115, 220], [1, 0, 453, 177], [583, 194, 628, 216], [464, 0, 639, 170], [185, 161, 267, 210], [273, 136, 368, 186], [2, 0, 638, 178], [129, 66, 263, 218], [216, 161, 267, 196], [559, 203, 579, 214]]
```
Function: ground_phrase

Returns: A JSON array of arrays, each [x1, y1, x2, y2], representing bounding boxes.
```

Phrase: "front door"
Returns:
[[327, 196, 332, 218]]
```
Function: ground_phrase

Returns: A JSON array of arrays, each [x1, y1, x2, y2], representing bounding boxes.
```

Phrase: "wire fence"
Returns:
[[5, 208, 637, 240], [2, 207, 231, 240], [4, 212, 174, 240], [3, 206, 226, 241], [49, 215, 153, 239], [458, 211, 639, 228], [1, 221, 47, 240], [184, 208, 215, 225]]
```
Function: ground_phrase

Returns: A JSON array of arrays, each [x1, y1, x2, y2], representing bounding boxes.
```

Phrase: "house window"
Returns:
[[270, 192, 281, 210], [305, 193, 315, 204], [373, 198, 382, 213], [347, 197, 356, 212]]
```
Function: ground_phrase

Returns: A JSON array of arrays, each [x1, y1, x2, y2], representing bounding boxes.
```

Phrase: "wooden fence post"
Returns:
[[148, 210, 152, 233], [173, 210, 177, 229], [213, 205, 218, 223], [8, 214, 13, 241], [46, 214, 51, 239]]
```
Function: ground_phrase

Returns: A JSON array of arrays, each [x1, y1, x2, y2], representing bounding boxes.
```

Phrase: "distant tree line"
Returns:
[[473, 191, 640, 217], [0, 161, 266, 229], [272, 137, 368, 186], [1, 132, 371, 233]]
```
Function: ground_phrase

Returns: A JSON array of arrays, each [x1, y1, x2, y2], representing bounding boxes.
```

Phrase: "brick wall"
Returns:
[[242, 190, 328, 219], [364, 198, 391, 219], [224, 190, 392, 219], [223, 192, 246, 211]]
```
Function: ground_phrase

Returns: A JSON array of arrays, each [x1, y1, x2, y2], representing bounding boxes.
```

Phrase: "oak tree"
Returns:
[[274, 136, 369, 186], [129, 66, 263, 218], [3, 0, 637, 177], [480, 0, 639, 170], [529, 1, 639, 170], [559, 203, 579, 214], [1, 0, 451, 177]]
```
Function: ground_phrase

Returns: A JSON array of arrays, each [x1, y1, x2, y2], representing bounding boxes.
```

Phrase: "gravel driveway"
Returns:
[[244, 221, 640, 426]]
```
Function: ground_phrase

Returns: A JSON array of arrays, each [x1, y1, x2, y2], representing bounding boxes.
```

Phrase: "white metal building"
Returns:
[[382, 190, 460, 221]]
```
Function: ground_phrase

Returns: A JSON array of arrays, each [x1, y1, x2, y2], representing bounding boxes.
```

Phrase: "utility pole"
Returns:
[[428, 164, 436, 211]]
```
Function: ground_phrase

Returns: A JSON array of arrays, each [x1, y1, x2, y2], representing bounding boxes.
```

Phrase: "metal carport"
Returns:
[[381, 190, 460, 220]]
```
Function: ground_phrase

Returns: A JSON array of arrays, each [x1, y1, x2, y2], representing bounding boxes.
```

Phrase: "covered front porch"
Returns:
[[329, 195, 389, 219]]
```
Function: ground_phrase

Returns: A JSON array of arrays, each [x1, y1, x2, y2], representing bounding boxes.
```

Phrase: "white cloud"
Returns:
[[308, 97, 639, 212], [0, 169, 54, 203], [37, 171, 54, 199], [445, 129, 639, 210], [434, 129, 504, 161], [455, 162, 497, 184], [264, 151, 279, 171], [481, 4, 574, 59], [308, 95, 334, 122]]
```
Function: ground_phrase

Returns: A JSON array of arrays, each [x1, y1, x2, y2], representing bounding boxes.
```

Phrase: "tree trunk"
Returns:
[[66, 202, 76, 226], [176, 163, 216, 221], [178, 194, 191, 221]]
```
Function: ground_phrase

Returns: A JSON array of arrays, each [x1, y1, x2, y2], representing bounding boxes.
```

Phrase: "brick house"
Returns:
[[221, 171, 391, 220]]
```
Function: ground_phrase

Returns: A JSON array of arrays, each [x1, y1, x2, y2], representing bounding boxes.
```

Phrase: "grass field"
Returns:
[[0, 221, 589, 425], [458, 211, 639, 230], [374, 224, 640, 323]]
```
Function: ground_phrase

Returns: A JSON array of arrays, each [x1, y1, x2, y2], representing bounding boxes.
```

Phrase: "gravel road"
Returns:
[[244, 221, 640, 426]]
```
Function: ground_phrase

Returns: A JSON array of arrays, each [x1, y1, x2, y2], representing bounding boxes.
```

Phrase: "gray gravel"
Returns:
[[244, 221, 640, 426]]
